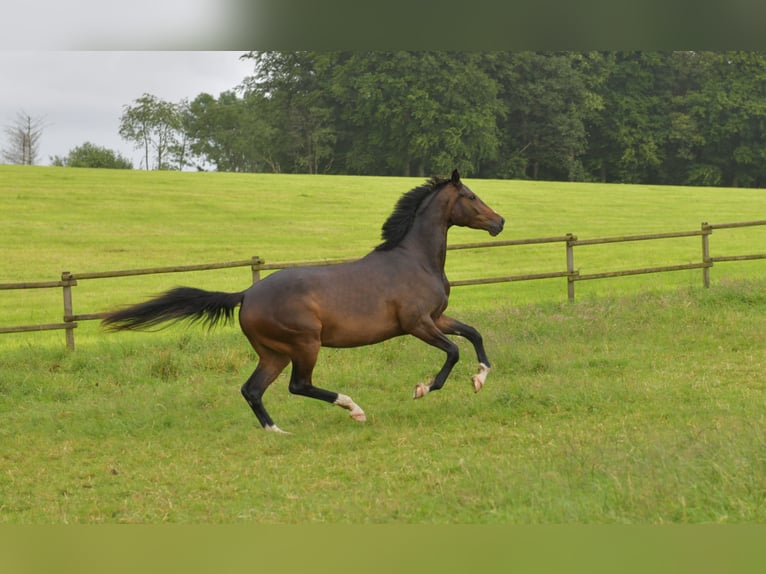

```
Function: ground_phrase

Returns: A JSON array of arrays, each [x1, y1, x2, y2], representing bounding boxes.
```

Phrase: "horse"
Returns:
[[102, 170, 505, 433]]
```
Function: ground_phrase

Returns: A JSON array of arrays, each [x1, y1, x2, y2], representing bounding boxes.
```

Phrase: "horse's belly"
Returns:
[[319, 313, 403, 348]]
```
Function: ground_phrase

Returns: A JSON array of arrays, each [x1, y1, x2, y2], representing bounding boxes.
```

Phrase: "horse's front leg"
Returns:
[[435, 314, 491, 393], [409, 319, 461, 399]]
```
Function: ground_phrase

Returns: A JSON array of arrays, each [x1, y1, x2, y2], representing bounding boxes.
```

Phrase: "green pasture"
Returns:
[[1, 166, 765, 524], [1, 165, 765, 346]]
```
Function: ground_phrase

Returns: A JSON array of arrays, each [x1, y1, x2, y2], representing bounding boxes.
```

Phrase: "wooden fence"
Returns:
[[2, 219, 764, 350]]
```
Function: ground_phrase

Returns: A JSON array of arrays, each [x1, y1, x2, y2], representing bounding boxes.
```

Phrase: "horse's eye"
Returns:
[[469, 194, 477, 201]]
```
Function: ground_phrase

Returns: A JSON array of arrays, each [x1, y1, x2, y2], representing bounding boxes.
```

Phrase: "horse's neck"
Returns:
[[401, 195, 451, 272]]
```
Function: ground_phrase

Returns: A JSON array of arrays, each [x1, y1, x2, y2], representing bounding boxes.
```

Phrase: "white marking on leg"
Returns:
[[413, 382, 430, 399], [335, 393, 366, 422], [472, 363, 490, 393], [265, 424, 290, 434]]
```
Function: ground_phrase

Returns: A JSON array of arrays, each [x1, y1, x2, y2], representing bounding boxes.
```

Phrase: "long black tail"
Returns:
[[101, 287, 245, 331]]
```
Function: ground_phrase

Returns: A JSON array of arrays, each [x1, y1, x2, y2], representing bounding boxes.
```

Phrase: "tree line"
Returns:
[[36, 52, 766, 187]]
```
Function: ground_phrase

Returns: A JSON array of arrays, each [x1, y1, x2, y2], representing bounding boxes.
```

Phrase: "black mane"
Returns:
[[375, 176, 450, 251]]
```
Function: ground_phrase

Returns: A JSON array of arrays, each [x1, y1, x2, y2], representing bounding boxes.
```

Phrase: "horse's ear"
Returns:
[[451, 169, 461, 185]]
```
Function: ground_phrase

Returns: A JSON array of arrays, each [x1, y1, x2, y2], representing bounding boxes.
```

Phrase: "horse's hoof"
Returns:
[[413, 382, 429, 399], [335, 394, 366, 422], [350, 410, 367, 422], [472, 363, 490, 393], [265, 424, 290, 434]]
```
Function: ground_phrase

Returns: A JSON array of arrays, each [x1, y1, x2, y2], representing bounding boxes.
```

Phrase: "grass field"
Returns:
[[2, 165, 765, 347], [1, 166, 765, 524]]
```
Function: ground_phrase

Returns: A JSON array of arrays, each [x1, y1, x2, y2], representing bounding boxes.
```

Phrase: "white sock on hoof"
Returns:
[[335, 394, 367, 422], [472, 363, 490, 392], [413, 382, 430, 399]]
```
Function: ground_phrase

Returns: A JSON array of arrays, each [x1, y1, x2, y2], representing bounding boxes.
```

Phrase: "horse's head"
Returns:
[[446, 170, 505, 236]]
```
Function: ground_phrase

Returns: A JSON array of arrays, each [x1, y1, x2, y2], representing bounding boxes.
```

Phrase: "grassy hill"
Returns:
[[2, 165, 764, 346]]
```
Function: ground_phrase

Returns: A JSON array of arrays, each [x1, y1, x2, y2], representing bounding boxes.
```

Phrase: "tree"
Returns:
[[50, 142, 132, 169], [682, 51, 766, 187], [489, 52, 603, 181], [185, 90, 282, 172], [582, 52, 675, 184], [242, 52, 338, 174], [2, 110, 45, 165], [119, 94, 183, 170], [242, 51, 503, 177], [170, 99, 193, 171], [330, 52, 502, 177]]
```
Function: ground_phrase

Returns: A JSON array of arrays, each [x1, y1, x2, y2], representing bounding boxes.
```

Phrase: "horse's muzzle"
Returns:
[[488, 217, 505, 236]]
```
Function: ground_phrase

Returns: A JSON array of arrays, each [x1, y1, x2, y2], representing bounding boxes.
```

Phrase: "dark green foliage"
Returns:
[[50, 142, 133, 169], [181, 51, 766, 186]]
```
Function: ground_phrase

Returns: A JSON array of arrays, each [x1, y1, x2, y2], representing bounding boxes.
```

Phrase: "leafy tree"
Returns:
[[684, 51, 766, 187], [119, 94, 183, 170], [170, 99, 193, 171], [184, 90, 275, 172], [186, 92, 233, 171], [490, 52, 602, 181], [242, 52, 338, 174], [50, 142, 132, 169], [239, 51, 502, 177], [331, 52, 501, 177], [2, 110, 45, 165]]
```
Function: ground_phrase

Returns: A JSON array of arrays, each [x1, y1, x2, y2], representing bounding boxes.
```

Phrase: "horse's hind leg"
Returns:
[[241, 350, 290, 433], [435, 315, 491, 393], [287, 341, 366, 422]]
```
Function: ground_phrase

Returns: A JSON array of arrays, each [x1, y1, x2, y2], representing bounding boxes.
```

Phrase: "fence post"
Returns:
[[566, 233, 577, 302], [701, 222, 712, 288], [61, 271, 78, 351], [251, 256, 264, 284]]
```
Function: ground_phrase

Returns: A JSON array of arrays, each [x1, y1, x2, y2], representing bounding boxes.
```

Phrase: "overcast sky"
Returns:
[[0, 51, 254, 168]]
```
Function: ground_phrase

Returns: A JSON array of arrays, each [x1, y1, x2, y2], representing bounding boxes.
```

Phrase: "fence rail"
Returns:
[[2, 220, 764, 350]]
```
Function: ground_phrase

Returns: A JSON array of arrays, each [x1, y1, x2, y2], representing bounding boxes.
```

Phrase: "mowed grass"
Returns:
[[1, 281, 764, 523], [1, 166, 765, 524]]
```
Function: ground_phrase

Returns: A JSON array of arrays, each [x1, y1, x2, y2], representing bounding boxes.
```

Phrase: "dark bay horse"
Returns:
[[103, 170, 505, 432]]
